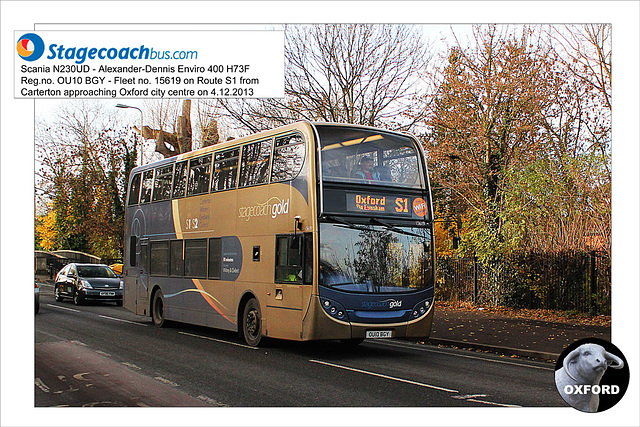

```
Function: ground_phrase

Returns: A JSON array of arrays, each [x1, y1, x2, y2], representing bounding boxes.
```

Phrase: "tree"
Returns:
[[140, 99, 220, 159], [218, 24, 431, 133], [427, 25, 559, 262], [502, 25, 612, 255], [139, 99, 192, 158], [544, 24, 611, 254], [35, 100, 137, 258], [35, 209, 56, 251], [425, 25, 612, 305]]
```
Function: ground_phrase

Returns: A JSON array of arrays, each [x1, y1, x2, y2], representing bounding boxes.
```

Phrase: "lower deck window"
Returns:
[[208, 238, 222, 279], [150, 241, 170, 276], [184, 239, 207, 278], [170, 240, 184, 276], [129, 236, 137, 267]]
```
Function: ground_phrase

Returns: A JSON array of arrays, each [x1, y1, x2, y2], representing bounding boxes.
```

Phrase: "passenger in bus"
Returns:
[[325, 159, 349, 178], [374, 164, 392, 181], [350, 157, 380, 182]]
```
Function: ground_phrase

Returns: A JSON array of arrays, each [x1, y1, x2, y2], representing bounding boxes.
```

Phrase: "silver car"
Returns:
[[54, 263, 123, 306]]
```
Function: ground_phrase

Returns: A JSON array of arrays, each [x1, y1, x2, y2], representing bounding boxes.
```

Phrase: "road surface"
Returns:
[[35, 282, 564, 408]]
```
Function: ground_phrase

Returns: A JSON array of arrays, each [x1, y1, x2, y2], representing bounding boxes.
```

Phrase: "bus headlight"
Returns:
[[320, 298, 348, 321], [412, 299, 432, 318]]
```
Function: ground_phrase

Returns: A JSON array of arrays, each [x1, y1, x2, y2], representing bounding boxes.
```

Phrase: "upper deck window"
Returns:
[[271, 133, 306, 183], [211, 148, 240, 192], [172, 161, 188, 198], [128, 173, 141, 205], [152, 164, 174, 202], [187, 155, 212, 196], [317, 125, 425, 189], [140, 170, 154, 203], [239, 139, 272, 188]]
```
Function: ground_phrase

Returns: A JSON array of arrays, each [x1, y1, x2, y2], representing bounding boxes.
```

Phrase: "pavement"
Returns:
[[427, 304, 611, 362]]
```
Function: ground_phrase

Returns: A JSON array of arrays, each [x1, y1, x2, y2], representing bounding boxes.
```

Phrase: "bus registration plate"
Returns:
[[366, 330, 393, 339]]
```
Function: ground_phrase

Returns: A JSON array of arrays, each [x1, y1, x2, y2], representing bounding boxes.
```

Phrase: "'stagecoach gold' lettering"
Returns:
[[238, 197, 289, 221]]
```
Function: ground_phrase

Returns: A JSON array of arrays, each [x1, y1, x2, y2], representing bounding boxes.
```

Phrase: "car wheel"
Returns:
[[152, 290, 167, 327], [54, 286, 64, 302], [242, 298, 263, 347], [73, 290, 84, 306]]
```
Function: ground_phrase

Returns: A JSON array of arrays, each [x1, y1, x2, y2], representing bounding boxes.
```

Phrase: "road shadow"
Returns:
[[169, 321, 411, 361]]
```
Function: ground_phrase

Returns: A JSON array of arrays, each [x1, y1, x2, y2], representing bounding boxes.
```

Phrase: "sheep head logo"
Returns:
[[555, 343, 625, 413], [563, 343, 623, 383]]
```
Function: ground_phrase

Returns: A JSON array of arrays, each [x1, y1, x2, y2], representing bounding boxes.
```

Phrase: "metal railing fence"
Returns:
[[436, 250, 611, 315]]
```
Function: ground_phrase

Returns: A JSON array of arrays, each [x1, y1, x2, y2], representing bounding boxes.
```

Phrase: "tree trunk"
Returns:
[[137, 99, 194, 158]]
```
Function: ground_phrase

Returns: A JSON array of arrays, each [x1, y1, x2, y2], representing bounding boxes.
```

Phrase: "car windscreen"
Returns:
[[77, 266, 117, 278]]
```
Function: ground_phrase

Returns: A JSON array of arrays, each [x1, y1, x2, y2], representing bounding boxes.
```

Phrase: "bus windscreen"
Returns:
[[319, 222, 432, 293], [317, 125, 425, 190]]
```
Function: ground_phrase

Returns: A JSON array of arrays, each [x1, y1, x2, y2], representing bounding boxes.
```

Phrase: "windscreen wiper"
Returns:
[[369, 217, 426, 239], [324, 215, 371, 232]]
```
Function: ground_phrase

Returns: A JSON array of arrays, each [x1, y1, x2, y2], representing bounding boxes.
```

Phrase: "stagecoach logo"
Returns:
[[361, 299, 403, 309], [238, 197, 289, 221]]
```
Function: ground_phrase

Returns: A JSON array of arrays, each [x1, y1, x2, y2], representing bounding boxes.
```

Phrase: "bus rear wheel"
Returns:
[[242, 298, 262, 347], [152, 290, 167, 328]]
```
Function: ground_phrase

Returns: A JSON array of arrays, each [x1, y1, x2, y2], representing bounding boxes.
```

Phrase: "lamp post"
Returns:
[[116, 104, 144, 166]]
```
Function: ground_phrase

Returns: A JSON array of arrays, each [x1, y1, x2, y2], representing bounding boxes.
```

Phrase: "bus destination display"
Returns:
[[345, 192, 428, 218]]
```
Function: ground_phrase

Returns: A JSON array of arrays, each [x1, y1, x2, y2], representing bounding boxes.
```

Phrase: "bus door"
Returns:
[[124, 234, 138, 313], [137, 239, 150, 314], [268, 233, 312, 339]]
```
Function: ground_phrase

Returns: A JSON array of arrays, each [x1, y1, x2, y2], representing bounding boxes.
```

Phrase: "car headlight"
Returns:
[[119, 280, 124, 290], [80, 279, 93, 289]]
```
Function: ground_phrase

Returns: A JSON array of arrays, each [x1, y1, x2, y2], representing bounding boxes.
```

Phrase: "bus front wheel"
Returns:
[[242, 298, 262, 347], [152, 290, 167, 328]]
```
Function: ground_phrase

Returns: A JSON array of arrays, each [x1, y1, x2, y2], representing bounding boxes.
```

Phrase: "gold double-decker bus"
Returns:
[[124, 121, 435, 346]]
